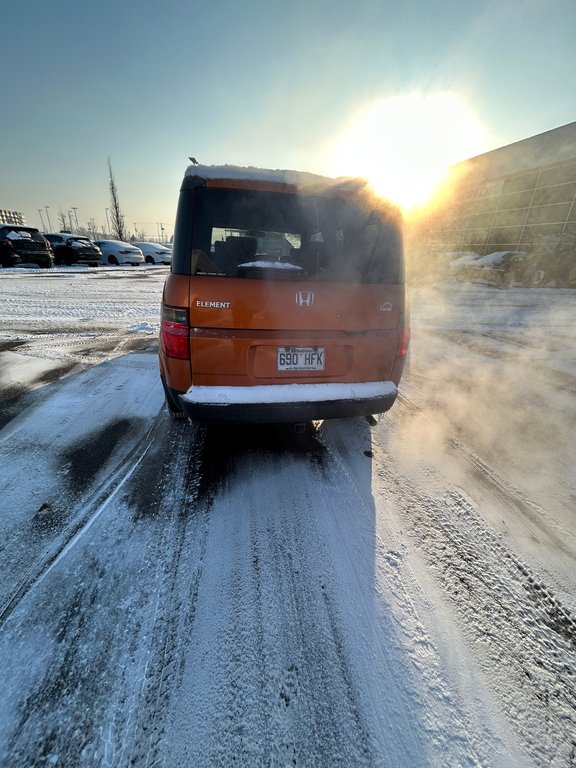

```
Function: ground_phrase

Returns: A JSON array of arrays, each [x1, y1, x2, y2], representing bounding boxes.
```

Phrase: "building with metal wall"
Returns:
[[430, 121, 576, 257], [0, 210, 26, 226]]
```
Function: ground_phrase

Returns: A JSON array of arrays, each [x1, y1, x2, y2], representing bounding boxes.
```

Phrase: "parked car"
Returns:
[[457, 251, 528, 287], [93, 240, 144, 266], [447, 252, 484, 278], [0, 225, 53, 268], [132, 241, 172, 265], [44, 233, 101, 267], [523, 233, 576, 288]]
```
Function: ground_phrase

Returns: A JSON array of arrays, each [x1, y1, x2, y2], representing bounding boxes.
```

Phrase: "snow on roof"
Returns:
[[475, 251, 526, 266], [185, 164, 334, 188], [133, 242, 171, 249]]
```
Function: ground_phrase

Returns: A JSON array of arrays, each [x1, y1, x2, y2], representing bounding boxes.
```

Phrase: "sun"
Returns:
[[327, 93, 488, 216]]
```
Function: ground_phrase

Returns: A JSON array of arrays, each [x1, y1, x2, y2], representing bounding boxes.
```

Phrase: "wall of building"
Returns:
[[429, 122, 576, 256], [0, 210, 25, 226]]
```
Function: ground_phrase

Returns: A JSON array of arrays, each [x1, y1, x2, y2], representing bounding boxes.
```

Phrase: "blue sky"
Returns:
[[3, 0, 575, 236]]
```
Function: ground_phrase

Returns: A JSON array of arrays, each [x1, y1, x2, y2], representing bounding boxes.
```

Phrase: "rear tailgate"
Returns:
[[187, 276, 403, 386]]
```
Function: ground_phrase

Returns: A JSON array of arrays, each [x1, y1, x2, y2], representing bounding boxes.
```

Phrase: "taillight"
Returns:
[[1, 239, 13, 250], [160, 305, 190, 359], [396, 316, 410, 357]]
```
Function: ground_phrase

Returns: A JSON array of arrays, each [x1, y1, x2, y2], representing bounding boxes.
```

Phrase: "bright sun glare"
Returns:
[[328, 93, 488, 216]]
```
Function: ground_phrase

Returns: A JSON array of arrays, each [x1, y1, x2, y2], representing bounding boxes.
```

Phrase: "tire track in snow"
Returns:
[[321, 418, 504, 767], [107, 420, 213, 768], [0, 414, 210, 768], [371, 430, 576, 767], [0, 415, 161, 630], [447, 435, 576, 562], [397, 392, 576, 576], [160, 429, 381, 767]]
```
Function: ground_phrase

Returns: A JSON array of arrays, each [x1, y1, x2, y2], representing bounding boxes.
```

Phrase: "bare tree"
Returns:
[[57, 210, 68, 231], [87, 218, 97, 239], [108, 158, 127, 241]]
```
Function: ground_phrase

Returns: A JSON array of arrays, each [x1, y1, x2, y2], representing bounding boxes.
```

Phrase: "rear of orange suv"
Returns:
[[159, 165, 409, 423]]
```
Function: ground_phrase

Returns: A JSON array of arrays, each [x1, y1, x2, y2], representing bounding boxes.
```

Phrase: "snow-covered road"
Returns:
[[0, 267, 575, 767]]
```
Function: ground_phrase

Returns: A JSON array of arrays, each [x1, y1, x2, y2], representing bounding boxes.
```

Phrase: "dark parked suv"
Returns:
[[0, 225, 53, 268], [44, 233, 101, 266]]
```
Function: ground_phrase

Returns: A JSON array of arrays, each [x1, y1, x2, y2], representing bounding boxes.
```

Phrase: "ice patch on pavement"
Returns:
[[129, 322, 159, 334]]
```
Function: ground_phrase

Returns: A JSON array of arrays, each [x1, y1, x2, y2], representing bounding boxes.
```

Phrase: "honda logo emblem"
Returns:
[[296, 290, 314, 307]]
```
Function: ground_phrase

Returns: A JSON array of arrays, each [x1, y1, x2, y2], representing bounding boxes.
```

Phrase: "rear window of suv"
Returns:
[[189, 187, 403, 284], [1, 226, 47, 243]]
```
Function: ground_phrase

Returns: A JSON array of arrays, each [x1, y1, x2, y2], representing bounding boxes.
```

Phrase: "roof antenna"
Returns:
[[188, 156, 199, 165]]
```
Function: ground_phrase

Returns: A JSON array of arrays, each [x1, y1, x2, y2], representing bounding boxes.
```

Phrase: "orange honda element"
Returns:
[[159, 165, 409, 423]]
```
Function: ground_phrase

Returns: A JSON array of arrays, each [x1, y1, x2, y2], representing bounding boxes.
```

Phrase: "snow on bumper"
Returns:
[[179, 381, 398, 423]]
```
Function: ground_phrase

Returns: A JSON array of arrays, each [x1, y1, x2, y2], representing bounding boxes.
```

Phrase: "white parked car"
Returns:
[[447, 251, 483, 277], [94, 240, 144, 266], [132, 242, 172, 265]]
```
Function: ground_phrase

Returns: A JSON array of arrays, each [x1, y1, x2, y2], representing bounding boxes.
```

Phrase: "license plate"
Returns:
[[277, 346, 325, 371]]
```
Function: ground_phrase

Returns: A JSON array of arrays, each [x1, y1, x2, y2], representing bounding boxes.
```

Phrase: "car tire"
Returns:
[[108, 255, 119, 266], [166, 396, 186, 420], [525, 269, 547, 287], [145, 255, 155, 264], [161, 379, 186, 420], [566, 267, 576, 287]]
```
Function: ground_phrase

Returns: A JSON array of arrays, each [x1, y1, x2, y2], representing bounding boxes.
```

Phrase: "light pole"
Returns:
[[68, 211, 74, 231], [37, 209, 46, 229], [105, 208, 111, 235], [71, 207, 79, 231], [44, 206, 52, 230]]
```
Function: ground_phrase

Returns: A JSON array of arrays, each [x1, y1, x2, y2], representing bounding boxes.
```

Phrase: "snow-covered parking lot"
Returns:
[[0, 265, 575, 767]]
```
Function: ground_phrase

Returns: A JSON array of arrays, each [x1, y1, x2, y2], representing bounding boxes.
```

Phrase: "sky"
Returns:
[[2, 0, 575, 237]]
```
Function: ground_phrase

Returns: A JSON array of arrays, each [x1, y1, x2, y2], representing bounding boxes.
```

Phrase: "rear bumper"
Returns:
[[175, 380, 398, 423], [75, 253, 100, 264], [5, 253, 53, 268], [66, 258, 98, 266]]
